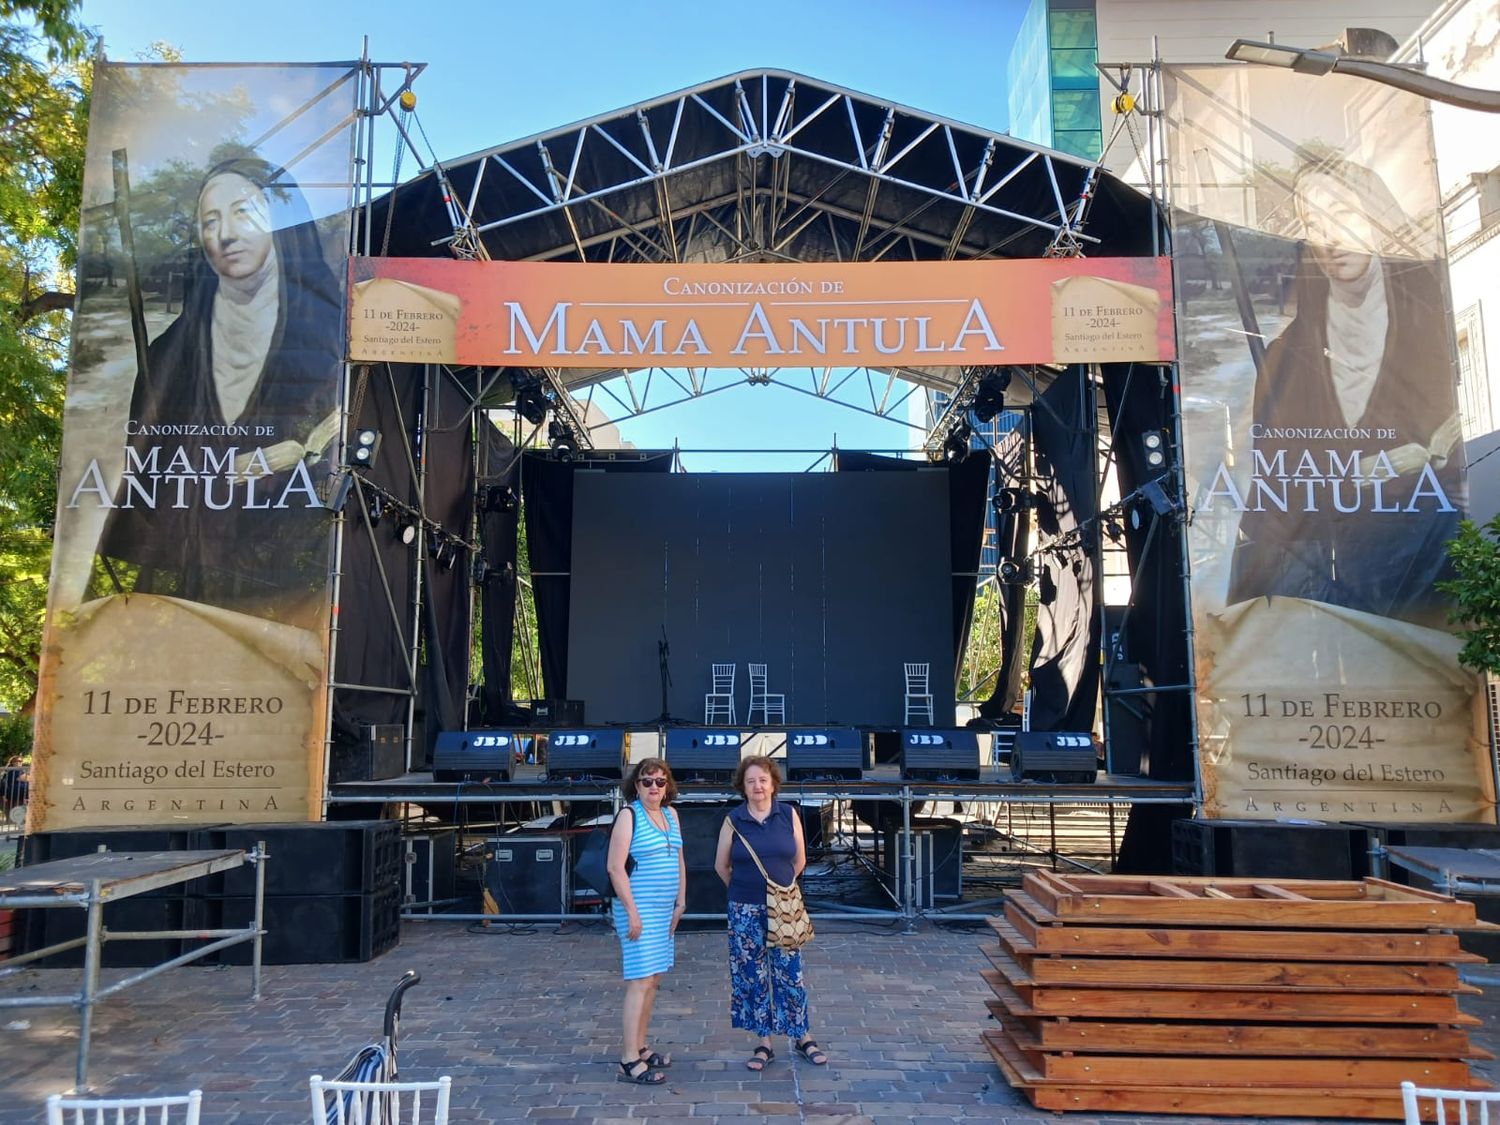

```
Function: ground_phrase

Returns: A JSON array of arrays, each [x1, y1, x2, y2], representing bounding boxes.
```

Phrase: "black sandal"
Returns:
[[617, 1059, 667, 1084], [639, 1047, 671, 1069], [795, 1038, 828, 1066], [746, 1044, 775, 1071]]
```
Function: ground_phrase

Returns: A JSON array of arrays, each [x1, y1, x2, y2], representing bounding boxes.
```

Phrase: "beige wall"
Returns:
[[1094, 0, 1433, 64]]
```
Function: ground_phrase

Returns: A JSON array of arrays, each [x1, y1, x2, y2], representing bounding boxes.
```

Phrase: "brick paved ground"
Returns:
[[2, 918, 1497, 1124]]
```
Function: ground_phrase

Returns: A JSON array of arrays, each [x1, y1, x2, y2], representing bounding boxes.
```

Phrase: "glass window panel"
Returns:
[[1054, 130, 1102, 161], [1051, 47, 1097, 81], [1052, 89, 1101, 132], [1048, 9, 1096, 50]]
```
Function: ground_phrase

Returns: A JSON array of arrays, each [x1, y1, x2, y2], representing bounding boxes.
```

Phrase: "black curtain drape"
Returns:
[[477, 420, 521, 725], [1027, 369, 1099, 732], [522, 451, 675, 699], [331, 364, 421, 768], [418, 370, 476, 762], [1102, 361, 1194, 872], [979, 420, 1032, 721], [832, 451, 990, 673]]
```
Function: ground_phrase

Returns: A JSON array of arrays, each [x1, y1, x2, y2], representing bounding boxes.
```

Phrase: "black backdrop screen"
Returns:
[[566, 471, 954, 727]]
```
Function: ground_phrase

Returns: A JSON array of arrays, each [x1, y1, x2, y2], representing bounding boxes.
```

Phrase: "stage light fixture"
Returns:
[[1104, 517, 1125, 542], [998, 557, 1031, 585], [511, 372, 550, 425], [943, 421, 973, 464], [482, 484, 518, 513], [367, 493, 384, 526], [994, 486, 1032, 515], [971, 372, 1011, 424], [1142, 477, 1179, 516], [1140, 430, 1169, 470], [345, 428, 382, 469], [472, 559, 490, 585], [397, 519, 418, 546], [548, 419, 578, 461]]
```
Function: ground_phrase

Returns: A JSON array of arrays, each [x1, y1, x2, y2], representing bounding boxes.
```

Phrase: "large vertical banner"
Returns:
[[32, 64, 359, 829], [1166, 65, 1495, 822]]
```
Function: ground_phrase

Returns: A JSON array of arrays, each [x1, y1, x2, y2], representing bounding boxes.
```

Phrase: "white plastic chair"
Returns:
[[46, 1091, 202, 1125], [903, 662, 933, 726], [310, 1075, 452, 1125], [746, 663, 786, 725], [704, 663, 736, 724], [1401, 1081, 1500, 1125]]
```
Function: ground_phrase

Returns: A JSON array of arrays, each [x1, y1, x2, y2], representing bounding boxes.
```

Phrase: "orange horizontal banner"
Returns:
[[348, 257, 1176, 368]]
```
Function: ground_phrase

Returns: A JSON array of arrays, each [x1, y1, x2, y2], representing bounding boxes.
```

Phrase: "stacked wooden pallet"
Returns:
[[983, 872, 1495, 1119]]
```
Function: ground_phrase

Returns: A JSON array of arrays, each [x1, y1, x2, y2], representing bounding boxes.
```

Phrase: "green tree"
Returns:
[[1440, 515, 1500, 676], [0, 1, 90, 716]]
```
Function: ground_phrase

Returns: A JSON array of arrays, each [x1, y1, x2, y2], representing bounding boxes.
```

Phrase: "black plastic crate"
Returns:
[[193, 821, 401, 897], [204, 888, 400, 965], [18, 896, 203, 968]]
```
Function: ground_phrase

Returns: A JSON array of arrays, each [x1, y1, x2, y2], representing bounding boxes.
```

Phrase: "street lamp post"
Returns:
[[1225, 39, 1500, 113]]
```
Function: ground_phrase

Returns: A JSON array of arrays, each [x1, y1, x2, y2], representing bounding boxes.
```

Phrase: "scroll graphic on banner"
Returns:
[[1164, 64, 1494, 820], [348, 256, 1177, 368], [32, 63, 359, 830]]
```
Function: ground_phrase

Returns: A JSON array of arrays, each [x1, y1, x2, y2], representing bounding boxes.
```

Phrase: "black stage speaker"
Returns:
[[544, 729, 625, 781], [483, 835, 568, 916], [531, 698, 585, 726], [664, 728, 741, 783], [900, 729, 980, 781], [194, 820, 402, 897], [432, 730, 513, 783], [206, 890, 400, 965], [786, 729, 867, 781], [331, 723, 407, 782], [404, 831, 457, 915], [1010, 731, 1097, 784]]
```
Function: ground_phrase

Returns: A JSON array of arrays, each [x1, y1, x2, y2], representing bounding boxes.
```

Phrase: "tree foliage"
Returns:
[[0, 1, 90, 715], [1439, 515, 1500, 676]]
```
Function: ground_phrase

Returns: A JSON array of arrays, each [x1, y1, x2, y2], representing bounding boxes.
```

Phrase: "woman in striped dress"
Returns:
[[608, 757, 686, 1084]]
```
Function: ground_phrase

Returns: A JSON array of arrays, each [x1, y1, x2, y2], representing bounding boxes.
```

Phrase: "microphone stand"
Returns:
[[657, 627, 673, 725]]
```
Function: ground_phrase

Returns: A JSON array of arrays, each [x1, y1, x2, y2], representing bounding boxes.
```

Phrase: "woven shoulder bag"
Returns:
[[732, 823, 814, 951]]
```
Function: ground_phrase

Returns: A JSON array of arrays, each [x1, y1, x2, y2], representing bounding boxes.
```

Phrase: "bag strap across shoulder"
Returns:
[[730, 822, 792, 891]]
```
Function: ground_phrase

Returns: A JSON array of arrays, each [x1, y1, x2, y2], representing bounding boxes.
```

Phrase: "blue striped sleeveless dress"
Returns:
[[613, 799, 683, 979]]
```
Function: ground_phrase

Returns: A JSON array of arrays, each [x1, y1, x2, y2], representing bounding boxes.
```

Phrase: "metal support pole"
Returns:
[[76, 879, 105, 1091], [251, 841, 267, 1001], [901, 785, 915, 933]]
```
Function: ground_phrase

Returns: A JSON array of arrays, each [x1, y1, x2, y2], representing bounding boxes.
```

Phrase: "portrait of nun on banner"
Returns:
[[33, 63, 359, 830], [1164, 65, 1493, 822]]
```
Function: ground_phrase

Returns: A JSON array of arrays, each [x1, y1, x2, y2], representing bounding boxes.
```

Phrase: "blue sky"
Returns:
[[77, 0, 1030, 468]]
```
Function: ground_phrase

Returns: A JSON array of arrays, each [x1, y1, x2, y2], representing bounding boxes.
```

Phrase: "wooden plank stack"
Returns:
[[983, 872, 1496, 1119]]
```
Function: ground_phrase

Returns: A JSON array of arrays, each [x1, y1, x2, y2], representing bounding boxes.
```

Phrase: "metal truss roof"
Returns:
[[362, 68, 1159, 432]]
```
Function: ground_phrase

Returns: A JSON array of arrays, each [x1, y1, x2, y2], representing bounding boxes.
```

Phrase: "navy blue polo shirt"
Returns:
[[727, 800, 797, 904]]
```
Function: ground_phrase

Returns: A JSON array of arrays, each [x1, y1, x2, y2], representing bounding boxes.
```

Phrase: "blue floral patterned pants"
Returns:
[[728, 901, 809, 1038]]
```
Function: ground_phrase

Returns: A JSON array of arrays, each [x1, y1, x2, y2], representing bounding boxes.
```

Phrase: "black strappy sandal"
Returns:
[[617, 1059, 667, 1084], [795, 1038, 828, 1065], [746, 1044, 775, 1071], [639, 1047, 672, 1069]]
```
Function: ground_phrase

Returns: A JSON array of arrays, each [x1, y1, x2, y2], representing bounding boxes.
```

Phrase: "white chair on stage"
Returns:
[[903, 662, 934, 726], [704, 663, 736, 724], [1401, 1081, 1500, 1125], [746, 663, 786, 725], [47, 1091, 203, 1125], [310, 1075, 452, 1125]]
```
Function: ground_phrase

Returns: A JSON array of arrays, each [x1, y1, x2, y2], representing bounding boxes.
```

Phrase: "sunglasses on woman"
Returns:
[[638, 776, 668, 789]]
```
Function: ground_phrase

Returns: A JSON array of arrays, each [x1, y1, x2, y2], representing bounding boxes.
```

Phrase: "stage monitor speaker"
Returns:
[[786, 729, 867, 781], [1010, 730, 1097, 784], [432, 730, 513, 782], [664, 728, 741, 783], [331, 723, 407, 783], [899, 729, 980, 781], [531, 698, 585, 726], [483, 835, 568, 916], [543, 729, 625, 781]]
